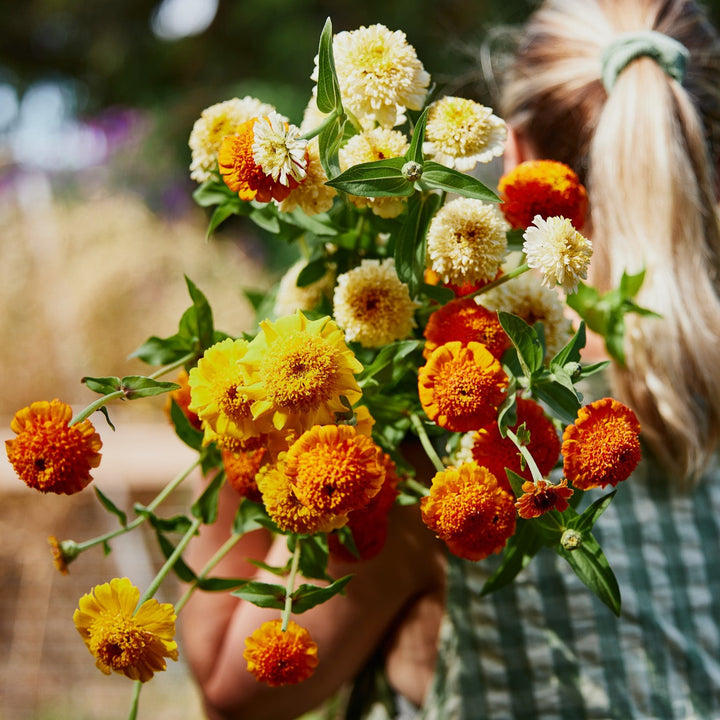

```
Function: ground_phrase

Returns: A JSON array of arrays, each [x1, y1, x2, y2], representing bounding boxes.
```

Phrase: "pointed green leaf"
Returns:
[[156, 531, 197, 582], [417, 161, 499, 202], [121, 376, 180, 400], [94, 486, 127, 526], [232, 580, 287, 609], [569, 490, 617, 536], [206, 201, 241, 237], [550, 321, 587, 368], [318, 112, 345, 179], [232, 500, 277, 535], [405, 107, 429, 164], [325, 157, 412, 197], [291, 575, 353, 613], [169, 399, 204, 451], [297, 535, 331, 581], [185, 276, 215, 350], [192, 179, 237, 207], [480, 520, 540, 595], [316, 18, 342, 114], [196, 577, 250, 592], [82, 376, 122, 395], [498, 311, 544, 377], [191, 470, 225, 524], [130, 334, 194, 366]]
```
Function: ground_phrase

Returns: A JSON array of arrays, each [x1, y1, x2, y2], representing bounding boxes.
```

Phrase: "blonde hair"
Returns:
[[502, 0, 720, 485]]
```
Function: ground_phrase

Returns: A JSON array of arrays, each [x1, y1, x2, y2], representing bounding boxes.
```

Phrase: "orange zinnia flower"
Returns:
[[421, 462, 516, 561], [468, 397, 561, 491], [498, 159, 588, 231], [515, 478, 574, 519], [6, 399, 102, 495], [284, 424, 385, 516], [562, 397, 641, 490], [222, 446, 267, 502], [244, 619, 319, 687], [418, 341, 508, 433], [423, 297, 510, 360], [218, 117, 305, 203]]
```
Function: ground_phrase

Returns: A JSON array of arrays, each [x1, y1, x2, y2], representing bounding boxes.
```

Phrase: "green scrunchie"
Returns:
[[601, 29, 689, 92]]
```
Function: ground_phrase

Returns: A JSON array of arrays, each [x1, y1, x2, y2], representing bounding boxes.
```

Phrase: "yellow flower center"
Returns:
[[261, 334, 340, 413], [89, 613, 151, 671], [220, 384, 253, 423]]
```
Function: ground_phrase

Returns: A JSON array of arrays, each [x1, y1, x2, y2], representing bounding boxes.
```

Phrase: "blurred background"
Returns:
[[9, 1, 718, 718]]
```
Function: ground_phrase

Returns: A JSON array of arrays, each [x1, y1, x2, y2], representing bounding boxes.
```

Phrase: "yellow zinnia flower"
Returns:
[[241, 312, 364, 435], [73, 577, 178, 683], [5, 399, 102, 495], [244, 619, 319, 687]]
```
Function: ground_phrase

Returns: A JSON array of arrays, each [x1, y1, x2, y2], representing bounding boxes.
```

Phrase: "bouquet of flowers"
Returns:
[[4, 18, 650, 717]]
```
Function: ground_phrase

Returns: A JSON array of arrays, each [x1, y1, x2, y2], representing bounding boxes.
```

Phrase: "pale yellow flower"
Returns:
[[423, 96, 507, 171], [333, 259, 419, 347], [339, 127, 410, 218], [318, 24, 430, 129], [478, 272, 574, 360], [189, 97, 280, 183], [273, 259, 337, 317], [426, 197, 508, 287], [278, 139, 337, 216], [252, 112, 308, 186], [523, 215, 593, 293]]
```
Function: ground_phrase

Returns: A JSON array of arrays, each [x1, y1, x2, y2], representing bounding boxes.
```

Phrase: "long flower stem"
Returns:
[[174, 531, 244, 614], [138, 516, 203, 608], [127, 680, 142, 720], [409, 412, 445, 474], [466, 262, 530, 301], [75, 457, 202, 554], [281, 541, 302, 632], [505, 428, 544, 484]]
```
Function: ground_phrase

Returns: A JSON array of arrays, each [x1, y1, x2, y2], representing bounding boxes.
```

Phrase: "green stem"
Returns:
[[403, 476, 430, 497], [505, 428, 544, 485], [281, 540, 302, 632], [138, 516, 203, 608], [76, 458, 202, 554], [465, 262, 530, 301], [127, 680, 142, 720], [299, 110, 338, 141], [147, 352, 196, 380], [174, 531, 243, 614], [409, 412, 445, 474]]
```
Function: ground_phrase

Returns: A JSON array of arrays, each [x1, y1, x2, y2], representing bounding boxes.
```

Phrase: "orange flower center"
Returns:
[[89, 614, 151, 671]]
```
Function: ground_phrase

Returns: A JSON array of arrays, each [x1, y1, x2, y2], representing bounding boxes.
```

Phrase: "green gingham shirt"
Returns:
[[416, 453, 720, 720]]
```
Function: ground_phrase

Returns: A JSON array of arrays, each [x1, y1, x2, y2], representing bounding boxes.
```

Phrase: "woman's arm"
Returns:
[[181, 480, 445, 720]]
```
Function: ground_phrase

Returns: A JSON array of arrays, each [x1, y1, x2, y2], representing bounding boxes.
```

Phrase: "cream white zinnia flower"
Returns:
[[426, 197, 508, 287], [522, 215, 593, 293], [333, 259, 419, 347], [189, 97, 281, 183], [252, 112, 308, 186], [278, 139, 337, 216], [423, 96, 507, 171], [322, 24, 430, 129]]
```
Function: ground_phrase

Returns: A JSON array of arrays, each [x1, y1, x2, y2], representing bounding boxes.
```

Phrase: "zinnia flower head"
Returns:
[[464, 397, 561, 490], [244, 619, 318, 687], [418, 341, 508, 433], [273, 259, 337, 318], [6, 399, 102, 495], [278, 138, 337, 216], [222, 446, 266, 502], [188, 96, 280, 183], [421, 462, 516, 561], [241, 312, 364, 435], [478, 272, 574, 360], [515, 478, 573, 519], [423, 96, 507, 171], [523, 215, 593, 293], [218, 115, 308, 203], [333, 259, 419, 348], [188, 338, 268, 442], [284, 424, 385, 516], [426, 197, 509, 287], [423, 297, 510, 360], [320, 24, 430, 129], [256, 461, 347, 534], [73, 577, 178, 682], [338, 128, 410, 218], [49, 535, 78, 574], [562, 397, 641, 490], [498, 159, 588, 230]]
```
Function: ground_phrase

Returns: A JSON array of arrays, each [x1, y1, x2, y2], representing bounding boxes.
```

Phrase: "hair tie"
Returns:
[[601, 30, 689, 92]]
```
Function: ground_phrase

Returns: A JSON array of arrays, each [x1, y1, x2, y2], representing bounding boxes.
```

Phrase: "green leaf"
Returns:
[[481, 520, 540, 596], [318, 112, 345, 179], [358, 340, 423, 386], [417, 161, 499, 202], [568, 490, 617, 536], [191, 470, 225, 524], [333, 525, 360, 560], [506, 228, 525, 252], [405, 107, 429, 164], [550, 322, 587, 368], [291, 575, 353, 613], [232, 500, 276, 535], [94, 486, 127, 526], [121, 376, 180, 400], [325, 157, 413, 197], [196, 577, 249, 592], [192, 179, 237, 207], [315, 18, 342, 114], [297, 535, 331, 581], [498, 312, 544, 377], [558, 534, 621, 616], [619, 268, 646, 298], [297, 258, 330, 287], [82, 376, 122, 395], [249, 203, 281, 233], [130, 334, 194, 366], [232, 580, 287, 609], [206, 200, 242, 237], [504, 468, 526, 498], [135, 505, 194, 534], [185, 276, 215, 350], [419, 282, 455, 304], [169, 399, 204, 451], [531, 380, 581, 426], [156, 531, 197, 582]]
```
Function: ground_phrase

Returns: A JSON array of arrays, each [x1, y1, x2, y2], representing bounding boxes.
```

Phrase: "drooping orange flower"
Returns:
[[562, 397, 641, 490], [468, 397, 561, 491], [6, 399, 102, 495], [328, 452, 399, 562], [423, 297, 510, 360], [222, 446, 267, 502], [515, 478, 574, 519], [48, 535, 75, 574], [418, 341, 508, 432], [498, 159, 588, 230], [244, 619, 319, 687], [284, 424, 385, 516], [421, 462, 516, 561]]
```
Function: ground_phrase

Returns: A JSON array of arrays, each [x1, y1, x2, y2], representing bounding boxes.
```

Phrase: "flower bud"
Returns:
[[560, 528, 582, 551], [402, 161, 423, 182]]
